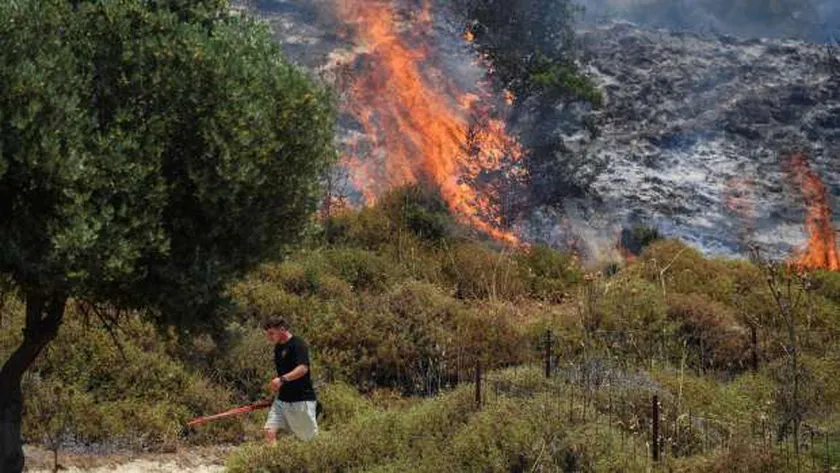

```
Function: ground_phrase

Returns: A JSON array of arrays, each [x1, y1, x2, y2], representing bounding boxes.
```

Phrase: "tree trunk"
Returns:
[[0, 291, 67, 473]]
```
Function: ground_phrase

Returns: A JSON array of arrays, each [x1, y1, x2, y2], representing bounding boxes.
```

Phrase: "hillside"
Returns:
[[10, 187, 840, 471]]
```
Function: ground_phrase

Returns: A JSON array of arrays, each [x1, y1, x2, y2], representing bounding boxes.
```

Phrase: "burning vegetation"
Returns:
[[334, 0, 525, 245], [787, 153, 840, 272]]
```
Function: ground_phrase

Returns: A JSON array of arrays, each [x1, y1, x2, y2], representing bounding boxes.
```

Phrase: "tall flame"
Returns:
[[787, 153, 840, 271], [334, 0, 523, 245]]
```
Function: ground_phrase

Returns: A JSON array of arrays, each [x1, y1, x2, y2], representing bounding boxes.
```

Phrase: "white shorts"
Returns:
[[263, 399, 319, 441]]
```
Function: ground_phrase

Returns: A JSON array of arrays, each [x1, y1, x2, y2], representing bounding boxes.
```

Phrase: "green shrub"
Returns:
[[377, 184, 455, 244], [23, 378, 100, 450], [213, 322, 274, 400], [303, 283, 457, 393], [314, 273, 354, 300], [443, 243, 528, 300], [226, 368, 666, 473], [20, 307, 238, 449], [666, 293, 749, 371], [323, 248, 394, 293], [451, 302, 534, 370], [516, 245, 582, 302], [325, 206, 393, 249], [811, 270, 840, 305], [379, 234, 446, 285], [640, 239, 737, 303], [316, 382, 374, 427], [229, 277, 305, 320], [592, 277, 668, 329]]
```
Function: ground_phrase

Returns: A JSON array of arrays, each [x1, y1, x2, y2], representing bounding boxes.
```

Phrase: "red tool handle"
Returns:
[[186, 399, 272, 427]]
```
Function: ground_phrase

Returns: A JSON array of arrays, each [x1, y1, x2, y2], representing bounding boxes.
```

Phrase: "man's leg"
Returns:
[[283, 401, 319, 441], [263, 399, 288, 445]]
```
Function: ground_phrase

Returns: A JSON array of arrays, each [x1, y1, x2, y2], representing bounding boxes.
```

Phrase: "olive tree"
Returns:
[[0, 1, 335, 470]]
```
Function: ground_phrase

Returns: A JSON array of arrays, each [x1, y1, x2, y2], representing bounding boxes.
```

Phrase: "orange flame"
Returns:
[[787, 153, 840, 271], [335, 0, 523, 245]]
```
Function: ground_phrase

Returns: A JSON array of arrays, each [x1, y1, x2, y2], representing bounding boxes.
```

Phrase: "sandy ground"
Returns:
[[24, 445, 230, 473]]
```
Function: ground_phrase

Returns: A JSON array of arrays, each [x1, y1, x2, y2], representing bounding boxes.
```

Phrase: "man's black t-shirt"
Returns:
[[274, 335, 317, 402]]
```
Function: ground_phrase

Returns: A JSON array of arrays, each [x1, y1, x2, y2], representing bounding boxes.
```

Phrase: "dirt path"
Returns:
[[24, 445, 230, 473]]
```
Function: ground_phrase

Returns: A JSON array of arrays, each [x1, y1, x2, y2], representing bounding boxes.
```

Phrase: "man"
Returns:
[[262, 316, 319, 443]]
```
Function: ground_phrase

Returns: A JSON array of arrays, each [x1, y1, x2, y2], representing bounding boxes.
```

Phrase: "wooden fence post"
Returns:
[[474, 360, 482, 408], [652, 394, 661, 462], [544, 329, 552, 378]]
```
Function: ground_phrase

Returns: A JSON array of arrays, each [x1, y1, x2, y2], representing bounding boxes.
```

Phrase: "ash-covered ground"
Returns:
[[567, 21, 840, 256]]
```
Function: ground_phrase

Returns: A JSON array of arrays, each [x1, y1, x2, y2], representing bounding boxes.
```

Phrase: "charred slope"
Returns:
[[561, 21, 840, 255]]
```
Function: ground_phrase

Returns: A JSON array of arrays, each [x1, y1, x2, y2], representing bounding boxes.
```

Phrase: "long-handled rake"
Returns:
[[186, 399, 273, 428]]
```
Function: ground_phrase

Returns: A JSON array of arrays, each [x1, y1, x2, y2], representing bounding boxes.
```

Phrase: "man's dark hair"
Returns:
[[262, 316, 289, 330]]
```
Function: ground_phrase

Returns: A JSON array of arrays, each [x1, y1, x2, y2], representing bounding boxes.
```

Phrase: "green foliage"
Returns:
[[316, 382, 374, 428], [443, 243, 528, 300], [639, 239, 744, 304], [225, 367, 657, 473], [811, 270, 840, 306], [377, 185, 455, 244], [19, 305, 239, 449], [516, 245, 582, 302], [324, 207, 394, 250], [325, 185, 456, 249], [591, 277, 669, 332], [213, 322, 274, 401], [0, 0, 336, 325], [322, 249, 395, 293], [666, 293, 748, 371]]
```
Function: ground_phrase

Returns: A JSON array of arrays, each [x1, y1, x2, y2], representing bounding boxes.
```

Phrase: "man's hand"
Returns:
[[269, 376, 283, 392]]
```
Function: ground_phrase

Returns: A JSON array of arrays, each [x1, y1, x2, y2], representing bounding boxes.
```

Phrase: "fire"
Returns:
[[334, 0, 523, 245], [786, 153, 840, 271]]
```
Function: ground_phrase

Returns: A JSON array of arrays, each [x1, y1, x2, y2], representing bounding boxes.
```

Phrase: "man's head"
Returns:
[[262, 316, 291, 344]]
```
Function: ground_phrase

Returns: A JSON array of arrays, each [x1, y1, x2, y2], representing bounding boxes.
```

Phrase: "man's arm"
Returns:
[[269, 364, 307, 391], [281, 364, 309, 382]]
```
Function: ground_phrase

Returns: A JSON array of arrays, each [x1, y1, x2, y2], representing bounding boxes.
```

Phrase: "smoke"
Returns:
[[520, 203, 628, 265], [576, 0, 840, 43]]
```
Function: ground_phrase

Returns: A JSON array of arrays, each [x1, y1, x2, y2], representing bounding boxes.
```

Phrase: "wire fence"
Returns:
[[445, 329, 840, 472]]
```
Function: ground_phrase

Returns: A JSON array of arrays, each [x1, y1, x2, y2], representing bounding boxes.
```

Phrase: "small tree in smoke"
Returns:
[[446, 0, 601, 108]]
